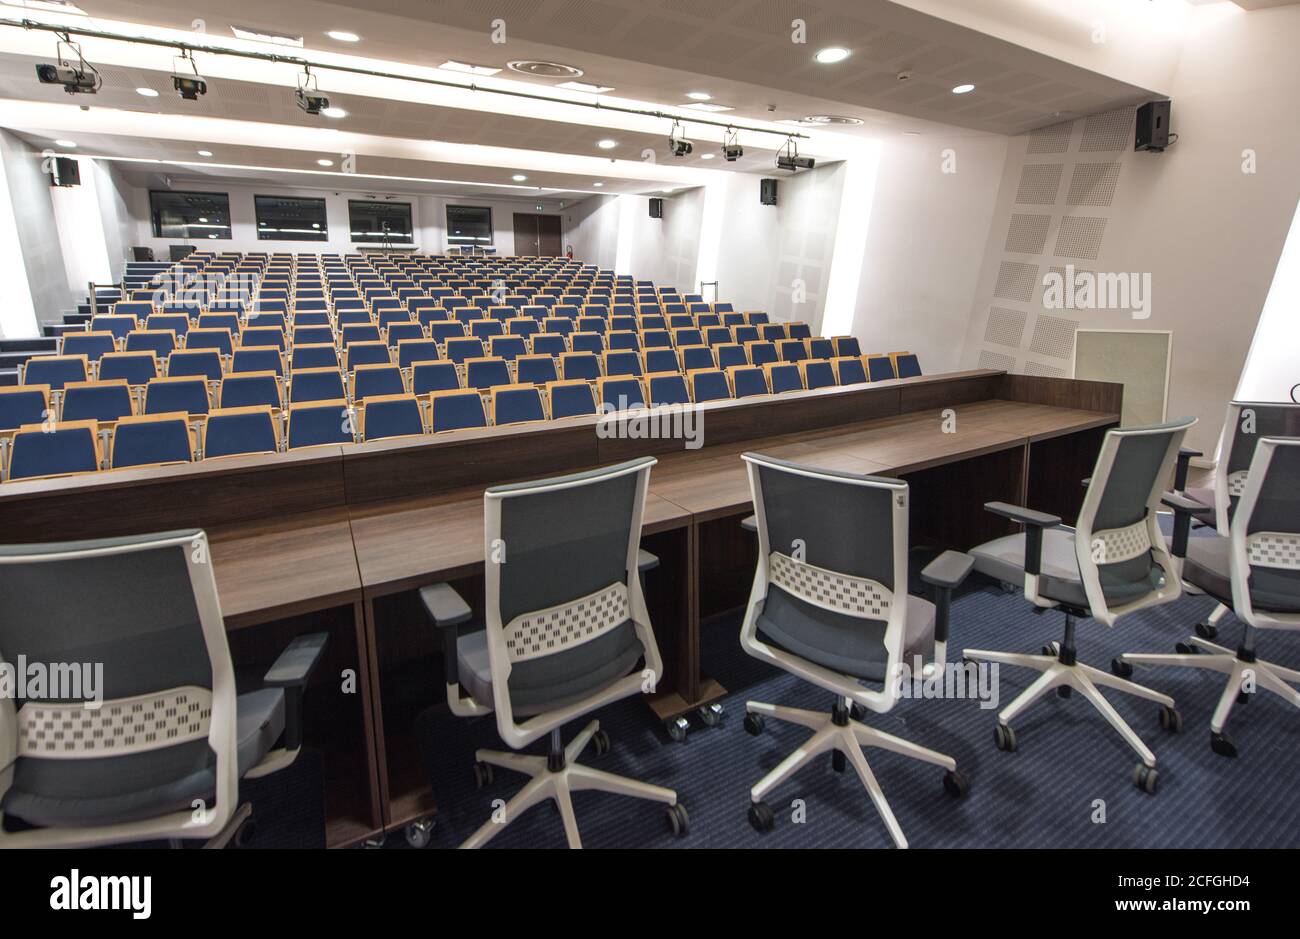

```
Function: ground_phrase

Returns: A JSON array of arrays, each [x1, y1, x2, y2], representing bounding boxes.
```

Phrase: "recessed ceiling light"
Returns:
[[198, 217, 209, 223], [317, 159, 333, 166], [700, 153, 715, 160], [802, 115, 864, 126], [440, 60, 502, 76], [508, 60, 584, 79], [136, 87, 159, 97], [682, 102, 733, 112], [512, 174, 527, 182], [597, 139, 617, 150], [686, 91, 711, 101], [326, 30, 360, 42], [556, 80, 615, 94], [197, 149, 213, 156], [321, 106, 347, 118], [815, 47, 851, 64], [952, 83, 976, 94], [592, 182, 604, 187], [54, 139, 76, 147]]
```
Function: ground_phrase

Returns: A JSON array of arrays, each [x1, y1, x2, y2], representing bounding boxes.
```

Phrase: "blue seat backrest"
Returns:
[[494, 388, 545, 425], [111, 418, 192, 468], [144, 378, 209, 416], [867, 357, 896, 382], [98, 354, 157, 386], [9, 425, 98, 479], [431, 392, 487, 432], [411, 362, 461, 395], [0, 388, 48, 431], [60, 384, 132, 423], [289, 403, 355, 449], [289, 370, 345, 404], [24, 357, 86, 390], [767, 364, 803, 394], [649, 374, 690, 407], [363, 397, 424, 441], [220, 373, 280, 410]]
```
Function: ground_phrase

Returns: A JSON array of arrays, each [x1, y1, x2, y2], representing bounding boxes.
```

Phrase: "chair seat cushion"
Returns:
[[2, 688, 284, 829], [1175, 533, 1300, 613], [755, 586, 935, 682], [971, 528, 1161, 610], [457, 622, 644, 716]]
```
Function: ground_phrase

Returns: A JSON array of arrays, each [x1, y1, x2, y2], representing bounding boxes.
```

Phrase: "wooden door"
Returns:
[[512, 213, 563, 257]]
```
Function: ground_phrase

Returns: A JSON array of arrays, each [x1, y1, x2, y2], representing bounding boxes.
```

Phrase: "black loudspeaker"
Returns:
[[50, 156, 80, 187], [649, 197, 663, 219], [169, 244, 197, 262], [132, 246, 155, 262], [760, 178, 778, 206], [1135, 100, 1171, 152]]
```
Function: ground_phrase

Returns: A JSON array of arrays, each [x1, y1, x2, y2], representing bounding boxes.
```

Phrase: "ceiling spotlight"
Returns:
[[326, 30, 360, 42], [512, 174, 527, 181], [317, 159, 334, 166], [951, 83, 975, 94], [776, 137, 814, 172], [197, 149, 213, 156], [722, 126, 743, 162], [136, 87, 159, 97], [592, 182, 604, 187], [686, 91, 711, 100], [321, 106, 347, 119], [597, 139, 617, 150], [54, 139, 76, 147], [507, 60, 584, 79], [700, 153, 715, 160], [295, 67, 329, 114], [668, 120, 693, 158], [814, 47, 850, 64], [35, 38, 99, 94]]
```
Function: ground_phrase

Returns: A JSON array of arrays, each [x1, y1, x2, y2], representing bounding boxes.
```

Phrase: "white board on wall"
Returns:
[[1073, 329, 1172, 427]]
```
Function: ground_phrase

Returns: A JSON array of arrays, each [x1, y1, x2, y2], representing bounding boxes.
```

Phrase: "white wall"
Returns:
[[564, 194, 619, 270], [853, 134, 1007, 369], [93, 160, 136, 281], [0, 130, 71, 330]]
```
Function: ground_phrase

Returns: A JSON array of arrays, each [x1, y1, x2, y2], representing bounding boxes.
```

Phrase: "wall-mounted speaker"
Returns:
[[648, 197, 663, 219], [1135, 100, 1171, 152], [760, 178, 778, 206], [50, 156, 80, 187]]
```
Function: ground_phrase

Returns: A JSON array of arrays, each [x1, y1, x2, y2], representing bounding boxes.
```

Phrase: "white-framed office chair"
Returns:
[[1116, 436, 1300, 757], [963, 418, 1195, 793], [0, 529, 327, 848], [737, 453, 973, 848], [421, 457, 688, 848]]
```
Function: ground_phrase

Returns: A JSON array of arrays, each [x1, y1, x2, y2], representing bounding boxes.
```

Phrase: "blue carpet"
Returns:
[[408, 564, 1300, 849]]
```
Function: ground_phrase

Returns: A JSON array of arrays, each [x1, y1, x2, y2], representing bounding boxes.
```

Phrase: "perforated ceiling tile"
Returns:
[[1027, 120, 1075, 154], [1054, 216, 1107, 259], [1005, 213, 1052, 254], [550, 0, 631, 35], [1016, 163, 1064, 204], [985, 307, 1028, 348], [1028, 314, 1079, 359], [1067, 163, 1122, 207], [979, 349, 1017, 372], [1080, 107, 1135, 152], [993, 261, 1040, 303], [1024, 360, 1066, 378]]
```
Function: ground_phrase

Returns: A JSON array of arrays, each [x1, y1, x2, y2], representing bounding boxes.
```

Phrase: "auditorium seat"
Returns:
[[62, 331, 117, 362], [598, 376, 645, 411], [219, 371, 281, 410], [647, 372, 690, 407], [445, 337, 486, 366], [345, 342, 392, 370], [680, 345, 715, 372], [187, 327, 236, 359], [90, 315, 138, 342], [643, 348, 678, 374], [397, 339, 441, 370], [490, 384, 547, 426], [292, 344, 341, 371], [560, 352, 601, 382], [833, 336, 862, 358], [60, 381, 134, 423], [891, 352, 922, 378], [728, 365, 769, 398], [146, 314, 191, 338], [242, 326, 286, 351], [777, 339, 808, 363], [760, 324, 785, 342], [360, 394, 426, 442], [204, 406, 280, 458], [570, 332, 605, 355], [800, 359, 836, 390], [488, 336, 527, 362], [110, 413, 194, 469], [231, 346, 284, 377], [352, 364, 406, 402], [430, 389, 488, 432], [866, 354, 896, 382], [788, 323, 812, 340], [293, 325, 334, 347], [764, 362, 804, 394], [465, 357, 512, 391], [412, 361, 461, 395], [289, 368, 346, 404], [0, 385, 49, 431], [97, 351, 158, 386], [287, 399, 356, 449], [168, 349, 225, 381], [603, 350, 642, 378], [806, 337, 834, 361], [716, 344, 747, 371], [143, 376, 210, 416], [5, 420, 100, 481], [531, 333, 567, 357], [832, 356, 868, 386], [22, 355, 88, 391]]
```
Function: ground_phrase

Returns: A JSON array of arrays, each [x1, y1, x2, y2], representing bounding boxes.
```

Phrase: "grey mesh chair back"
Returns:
[[741, 452, 909, 714], [1231, 437, 1300, 628], [483, 457, 663, 748], [1072, 417, 1195, 625], [0, 530, 239, 847], [1214, 402, 1300, 534]]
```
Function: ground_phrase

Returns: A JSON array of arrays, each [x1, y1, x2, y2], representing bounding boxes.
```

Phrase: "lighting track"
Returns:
[[2, 17, 808, 140]]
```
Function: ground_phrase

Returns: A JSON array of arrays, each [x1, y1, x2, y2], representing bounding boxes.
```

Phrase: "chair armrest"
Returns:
[[263, 632, 329, 752], [1174, 447, 1202, 492], [637, 548, 659, 573], [740, 514, 757, 533], [421, 582, 471, 686], [1161, 491, 1203, 559], [984, 502, 1060, 578], [920, 551, 973, 648]]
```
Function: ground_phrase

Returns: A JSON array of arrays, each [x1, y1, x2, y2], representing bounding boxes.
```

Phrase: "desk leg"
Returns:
[[360, 596, 392, 834]]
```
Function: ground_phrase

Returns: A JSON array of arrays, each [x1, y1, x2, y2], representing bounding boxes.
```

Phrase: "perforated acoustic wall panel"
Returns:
[[961, 106, 1135, 377]]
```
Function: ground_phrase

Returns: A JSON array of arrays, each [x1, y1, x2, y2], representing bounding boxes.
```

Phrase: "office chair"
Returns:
[[420, 458, 688, 848], [963, 418, 1196, 792], [1116, 436, 1300, 756], [738, 453, 971, 847], [0, 529, 327, 848]]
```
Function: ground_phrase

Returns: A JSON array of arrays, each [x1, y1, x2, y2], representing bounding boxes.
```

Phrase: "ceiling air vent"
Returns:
[[507, 60, 585, 79], [802, 115, 864, 126]]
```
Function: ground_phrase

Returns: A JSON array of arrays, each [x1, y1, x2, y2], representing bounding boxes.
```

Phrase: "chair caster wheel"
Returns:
[[404, 818, 434, 848], [1159, 705, 1183, 733], [748, 801, 775, 833], [849, 702, 867, 722], [1195, 620, 1218, 640], [1041, 643, 1058, 657], [1175, 641, 1198, 655], [666, 716, 689, 742], [1133, 764, 1159, 794], [743, 712, 765, 736], [1237, 690, 1250, 705], [233, 816, 257, 848], [697, 703, 723, 727], [591, 729, 611, 756], [1111, 657, 1133, 679], [472, 761, 495, 790], [665, 803, 690, 837], [1210, 731, 1238, 758], [831, 750, 846, 773], [1056, 686, 1072, 698], [993, 723, 1018, 752], [943, 769, 970, 798]]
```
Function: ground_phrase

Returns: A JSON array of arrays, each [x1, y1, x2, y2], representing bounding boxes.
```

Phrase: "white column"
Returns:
[[1237, 196, 1300, 403], [50, 156, 113, 295], [821, 141, 882, 337], [0, 143, 38, 339], [614, 193, 637, 276], [694, 179, 727, 297]]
